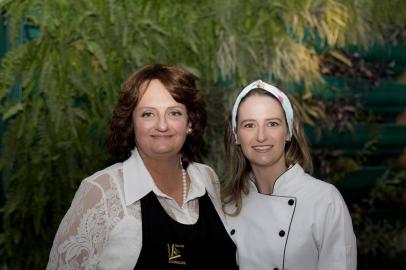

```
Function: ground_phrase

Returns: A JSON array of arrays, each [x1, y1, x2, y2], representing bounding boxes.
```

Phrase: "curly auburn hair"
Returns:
[[106, 64, 207, 165]]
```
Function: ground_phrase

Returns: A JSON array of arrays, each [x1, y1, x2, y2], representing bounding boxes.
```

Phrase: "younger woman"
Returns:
[[223, 80, 357, 270]]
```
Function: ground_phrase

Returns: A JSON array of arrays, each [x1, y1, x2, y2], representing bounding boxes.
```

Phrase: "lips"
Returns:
[[252, 145, 273, 152], [151, 134, 173, 138]]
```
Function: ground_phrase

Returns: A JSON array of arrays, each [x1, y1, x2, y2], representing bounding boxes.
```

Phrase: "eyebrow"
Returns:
[[240, 117, 282, 123], [136, 105, 186, 110]]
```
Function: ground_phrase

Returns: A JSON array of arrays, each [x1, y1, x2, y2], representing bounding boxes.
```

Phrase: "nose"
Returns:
[[157, 114, 169, 131], [256, 126, 266, 142]]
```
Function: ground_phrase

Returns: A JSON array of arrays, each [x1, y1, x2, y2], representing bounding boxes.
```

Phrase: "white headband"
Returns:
[[231, 80, 294, 140]]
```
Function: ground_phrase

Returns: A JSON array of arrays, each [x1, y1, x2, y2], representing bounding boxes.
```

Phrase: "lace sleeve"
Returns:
[[46, 179, 109, 270]]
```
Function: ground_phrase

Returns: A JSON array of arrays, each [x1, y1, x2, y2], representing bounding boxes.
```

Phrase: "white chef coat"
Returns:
[[225, 163, 357, 270], [46, 148, 229, 270]]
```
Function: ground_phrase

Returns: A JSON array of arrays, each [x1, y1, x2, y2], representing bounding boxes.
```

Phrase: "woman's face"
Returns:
[[236, 94, 288, 170], [133, 79, 190, 160]]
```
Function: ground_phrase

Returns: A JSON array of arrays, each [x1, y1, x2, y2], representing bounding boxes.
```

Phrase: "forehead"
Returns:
[[238, 94, 284, 120], [137, 79, 183, 108]]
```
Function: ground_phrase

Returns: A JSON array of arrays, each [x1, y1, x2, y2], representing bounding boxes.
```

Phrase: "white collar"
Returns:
[[272, 163, 303, 194], [249, 163, 303, 195], [123, 148, 215, 206]]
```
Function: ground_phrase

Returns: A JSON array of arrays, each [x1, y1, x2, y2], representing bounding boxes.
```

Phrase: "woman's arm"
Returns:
[[317, 186, 357, 270], [46, 179, 109, 270]]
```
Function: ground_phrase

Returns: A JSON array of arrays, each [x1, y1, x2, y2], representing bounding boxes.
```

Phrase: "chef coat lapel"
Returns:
[[227, 165, 300, 270]]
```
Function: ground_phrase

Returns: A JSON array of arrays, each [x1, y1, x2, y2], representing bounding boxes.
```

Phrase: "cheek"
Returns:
[[237, 131, 252, 144], [275, 130, 288, 143], [173, 119, 189, 132], [133, 119, 154, 139], [236, 132, 252, 152]]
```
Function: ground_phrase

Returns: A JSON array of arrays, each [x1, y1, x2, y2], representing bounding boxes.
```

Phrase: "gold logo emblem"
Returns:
[[167, 243, 186, 265]]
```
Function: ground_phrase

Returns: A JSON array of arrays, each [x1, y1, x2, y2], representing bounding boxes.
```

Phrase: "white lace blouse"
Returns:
[[46, 148, 226, 270]]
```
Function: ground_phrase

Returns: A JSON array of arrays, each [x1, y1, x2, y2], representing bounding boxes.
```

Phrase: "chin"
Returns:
[[251, 161, 274, 167], [154, 146, 184, 155], [248, 156, 278, 167], [152, 148, 176, 155]]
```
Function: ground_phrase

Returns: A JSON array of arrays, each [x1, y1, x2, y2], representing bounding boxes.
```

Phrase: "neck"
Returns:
[[140, 152, 188, 206], [142, 154, 180, 177], [251, 159, 287, 195]]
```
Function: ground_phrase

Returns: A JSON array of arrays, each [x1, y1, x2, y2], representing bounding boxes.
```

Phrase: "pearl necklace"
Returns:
[[180, 158, 188, 205]]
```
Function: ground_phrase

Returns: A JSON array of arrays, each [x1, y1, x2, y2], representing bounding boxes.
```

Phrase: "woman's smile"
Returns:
[[252, 145, 273, 152]]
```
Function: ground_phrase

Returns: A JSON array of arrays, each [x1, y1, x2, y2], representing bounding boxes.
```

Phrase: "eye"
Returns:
[[267, 121, 279, 127], [141, 111, 154, 118], [169, 110, 183, 117], [243, 123, 255, 128]]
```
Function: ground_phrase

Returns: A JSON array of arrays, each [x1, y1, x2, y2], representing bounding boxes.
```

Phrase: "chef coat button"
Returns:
[[288, 199, 294, 205], [279, 230, 285, 237], [230, 229, 235, 235]]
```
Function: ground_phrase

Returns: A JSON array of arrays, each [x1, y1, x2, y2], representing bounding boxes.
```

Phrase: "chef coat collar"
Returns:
[[249, 163, 303, 195]]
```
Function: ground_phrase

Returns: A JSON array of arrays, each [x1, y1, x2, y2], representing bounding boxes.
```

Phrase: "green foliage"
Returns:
[[1, 0, 406, 269], [352, 170, 406, 268], [312, 40, 406, 268]]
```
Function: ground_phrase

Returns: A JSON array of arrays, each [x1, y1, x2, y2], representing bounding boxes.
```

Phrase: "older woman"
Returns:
[[222, 80, 357, 270], [47, 65, 238, 269]]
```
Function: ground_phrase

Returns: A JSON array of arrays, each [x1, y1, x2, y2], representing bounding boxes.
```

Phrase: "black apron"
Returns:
[[135, 191, 238, 269]]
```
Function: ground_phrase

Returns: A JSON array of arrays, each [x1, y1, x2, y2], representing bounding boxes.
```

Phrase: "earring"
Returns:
[[187, 127, 192, 134]]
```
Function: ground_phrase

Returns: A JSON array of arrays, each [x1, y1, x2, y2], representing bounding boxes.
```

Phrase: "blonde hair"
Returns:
[[222, 89, 313, 216]]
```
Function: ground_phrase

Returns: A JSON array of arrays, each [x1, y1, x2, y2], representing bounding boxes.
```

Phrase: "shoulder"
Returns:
[[189, 162, 220, 197], [305, 174, 336, 193], [189, 162, 219, 182], [293, 170, 354, 234], [303, 175, 355, 244], [294, 167, 346, 205], [190, 162, 226, 222], [84, 162, 123, 182], [83, 162, 123, 185], [74, 162, 124, 200]]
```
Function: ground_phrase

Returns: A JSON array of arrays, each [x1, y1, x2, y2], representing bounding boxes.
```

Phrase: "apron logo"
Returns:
[[167, 243, 186, 265]]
